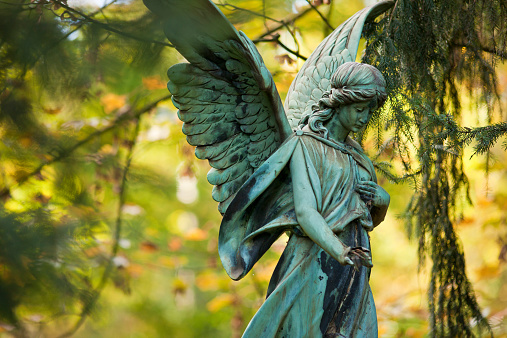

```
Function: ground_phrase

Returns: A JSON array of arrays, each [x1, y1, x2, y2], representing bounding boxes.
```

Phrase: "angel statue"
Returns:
[[143, 0, 394, 336]]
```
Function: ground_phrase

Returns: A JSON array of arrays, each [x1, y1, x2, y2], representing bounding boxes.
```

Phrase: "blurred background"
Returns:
[[0, 0, 506, 336]]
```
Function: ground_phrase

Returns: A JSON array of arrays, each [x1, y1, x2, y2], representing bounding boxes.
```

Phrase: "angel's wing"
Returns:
[[143, 0, 292, 214], [284, 0, 394, 128]]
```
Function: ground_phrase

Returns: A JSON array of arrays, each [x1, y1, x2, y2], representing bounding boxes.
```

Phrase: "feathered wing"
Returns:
[[143, 0, 292, 214], [284, 0, 394, 128]]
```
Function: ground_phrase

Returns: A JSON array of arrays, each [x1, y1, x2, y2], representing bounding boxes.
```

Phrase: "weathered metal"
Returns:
[[143, 0, 393, 336]]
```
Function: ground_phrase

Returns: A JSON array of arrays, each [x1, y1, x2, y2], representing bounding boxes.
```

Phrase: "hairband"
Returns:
[[338, 84, 385, 91]]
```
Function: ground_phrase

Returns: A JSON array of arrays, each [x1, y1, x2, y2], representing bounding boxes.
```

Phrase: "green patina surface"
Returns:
[[143, 0, 393, 336]]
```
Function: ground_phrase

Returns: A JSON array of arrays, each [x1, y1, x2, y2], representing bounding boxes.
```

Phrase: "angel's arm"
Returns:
[[290, 142, 354, 266]]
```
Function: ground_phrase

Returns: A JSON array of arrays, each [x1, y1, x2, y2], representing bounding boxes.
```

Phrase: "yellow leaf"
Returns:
[[146, 227, 159, 237], [206, 294, 235, 313], [477, 197, 493, 207], [196, 271, 220, 291], [158, 256, 176, 268], [44, 107, 61, 115], [405, 327, 425, 338], [19, 136, 32, 148], [84, 246, 103, 257], [157, 255, 189, 268], [98, 144, 116, 155], [184, 228, 207, 241], [172, 277, 187, 295], [127, 264, 144, 278], [475, 265, 499, 280], [255, 261, 278, 282], [142, 76, 166, 90], [457, 217, 476, 226], [101, 93, 126, 113], [140, 241, 158, 252], [168, 237, 182, 251]]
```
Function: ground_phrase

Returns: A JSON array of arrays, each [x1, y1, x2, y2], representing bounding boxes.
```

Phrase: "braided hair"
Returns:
[[300, 62, 387, 139]]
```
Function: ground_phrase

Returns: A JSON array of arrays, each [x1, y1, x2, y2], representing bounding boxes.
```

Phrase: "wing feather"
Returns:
[[212, 170, 252, 203], [284, 1, 394, 128], [207, 161, 251, 186], [144, 0, 292, 213]]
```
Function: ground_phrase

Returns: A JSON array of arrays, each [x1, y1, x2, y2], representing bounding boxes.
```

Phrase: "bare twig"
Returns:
[[54, 0, 174, 48], [218, 1, 303, 56], [451, 41, 507, 59], [261, 0, 268, 31], [305, 0, 334, 31], [253, 5, 317, 41], [246, 2, 327, 61], [31, 0, 117, 67], [277, 40, 307, 60], [386, 0, 399, 35], [254, 36, 308, 61], [216, 2, 282, 23]]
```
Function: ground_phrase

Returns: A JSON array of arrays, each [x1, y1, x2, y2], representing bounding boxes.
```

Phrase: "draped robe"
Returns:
[[219, 130, 387, 337]]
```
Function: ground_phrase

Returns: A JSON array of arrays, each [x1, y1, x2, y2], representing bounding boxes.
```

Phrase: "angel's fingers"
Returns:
[[356, 188, 376, 196], [362, 258, 373, 268], [356, 189, 376, 198], [356, 183, 377, 192], [344, 257, 355, 266]]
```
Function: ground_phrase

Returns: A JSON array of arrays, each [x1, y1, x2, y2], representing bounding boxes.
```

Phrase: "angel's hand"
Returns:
[[348, 246, 373, 269], [355, 180, 390, 208], [336, 245, 355, 266]]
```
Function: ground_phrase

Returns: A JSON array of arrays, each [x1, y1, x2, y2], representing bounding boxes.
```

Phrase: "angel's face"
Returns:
[[336, 101, 373, 133]]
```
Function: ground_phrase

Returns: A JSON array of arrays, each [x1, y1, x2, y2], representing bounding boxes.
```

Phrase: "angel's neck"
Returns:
[[324, 119, 349, 143]]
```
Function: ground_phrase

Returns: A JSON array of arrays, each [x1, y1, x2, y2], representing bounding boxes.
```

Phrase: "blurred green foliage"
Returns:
[[0, 0, 506, 337]]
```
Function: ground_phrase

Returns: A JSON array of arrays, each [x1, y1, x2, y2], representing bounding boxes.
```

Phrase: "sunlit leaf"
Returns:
[[140, 241, 159, 252], [184, 228, 207, 241], [101, 93, 126, 114], [172, 277, 187, 295], [142, 76, 166, 90], [206, 294, 235, 313]]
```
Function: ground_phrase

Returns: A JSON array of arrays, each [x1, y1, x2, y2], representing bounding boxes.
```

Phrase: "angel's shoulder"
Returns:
[[292, 128, 331, 161], [294, 127, 322, 146]]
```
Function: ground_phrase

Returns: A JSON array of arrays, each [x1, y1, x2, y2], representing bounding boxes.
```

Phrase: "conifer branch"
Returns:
[[450, 40, 507, 59]]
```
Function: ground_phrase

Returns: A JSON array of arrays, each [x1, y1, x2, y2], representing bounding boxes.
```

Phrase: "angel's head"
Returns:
[[303, 62, 387, 139]]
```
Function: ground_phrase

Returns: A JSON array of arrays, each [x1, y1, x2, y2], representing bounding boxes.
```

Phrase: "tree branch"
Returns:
[[253, 4, 318, 41], [254, 36, 308, 60], [0, 95, 171, 199], [450, 40, 507, 59], [54, 0, 174, 48], [216, 2, 282, 24], [58, 117, 141, 338], [305, 0, 334, 31]]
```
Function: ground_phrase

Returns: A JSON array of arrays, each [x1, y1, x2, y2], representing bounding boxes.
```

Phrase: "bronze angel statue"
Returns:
[[143, 0, 393, 336]]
